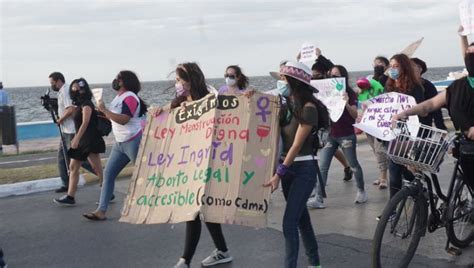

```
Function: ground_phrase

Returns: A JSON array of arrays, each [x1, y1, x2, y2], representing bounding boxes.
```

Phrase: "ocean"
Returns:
[[4, 66, 463, 123]]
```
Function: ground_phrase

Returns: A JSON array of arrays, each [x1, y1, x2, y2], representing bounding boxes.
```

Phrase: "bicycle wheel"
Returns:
[[372, 187, 428, 268], [446, 176, 474, 248]]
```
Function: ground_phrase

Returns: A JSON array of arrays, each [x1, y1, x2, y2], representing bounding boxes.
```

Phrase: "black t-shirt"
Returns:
[[421, 78, 446, 129], [446, 77, 474, 131], [385, 83, 429, 125], [281, 104, 318, 156]]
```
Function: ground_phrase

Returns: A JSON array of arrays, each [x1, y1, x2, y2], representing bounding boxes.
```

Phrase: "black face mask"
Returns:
[[465, 53, 474, 76], [373, 65, 385, 76], [312, 74, 325, 80], [112, 78, 120, 91]]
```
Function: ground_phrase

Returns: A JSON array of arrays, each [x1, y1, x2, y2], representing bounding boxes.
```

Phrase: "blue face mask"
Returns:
[[277, 80, 290, 97], [388, 68, 400, 80]]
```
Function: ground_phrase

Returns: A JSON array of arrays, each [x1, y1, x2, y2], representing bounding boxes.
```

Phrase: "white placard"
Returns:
[[353, 92, 419, 141], [460, 0, 474, 35], [311, 78, 346, 122], [300, 42, 317, 63], [91, 88, 103, 104]]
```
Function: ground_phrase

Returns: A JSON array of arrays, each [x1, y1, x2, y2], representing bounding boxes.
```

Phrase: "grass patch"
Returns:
[[0, 162, 134, 185]]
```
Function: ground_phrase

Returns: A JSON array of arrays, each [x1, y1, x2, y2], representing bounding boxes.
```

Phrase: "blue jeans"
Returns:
[[316, 134, 365, 196], [58, 133, 95, 187], [97, 134, 141, 212], [281, 160, 320, 268]]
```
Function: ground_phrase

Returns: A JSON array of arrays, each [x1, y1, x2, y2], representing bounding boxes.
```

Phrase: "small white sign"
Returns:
[[460, 0, 474, 35], [311, 78, 346, 122], [91, 88, 103, 104], [300, 42, 317, 63]]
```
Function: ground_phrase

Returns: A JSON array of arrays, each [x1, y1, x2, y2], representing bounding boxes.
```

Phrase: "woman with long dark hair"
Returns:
[[385, 53, 427, 199], [162, 63, 233, 268], [264, 61, 329, 268], [54, 78, 105, 205], [310, 65, 368, 208], [83, 70, 147, 220], [218, 65, 249, 94]]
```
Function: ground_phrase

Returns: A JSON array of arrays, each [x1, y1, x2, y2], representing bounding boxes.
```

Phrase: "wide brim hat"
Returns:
[[269, 61, 319, 93]]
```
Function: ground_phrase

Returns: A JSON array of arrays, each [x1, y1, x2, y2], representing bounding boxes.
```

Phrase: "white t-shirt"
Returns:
[[57, 83, 76, 134], [109, 91, 142, 142]]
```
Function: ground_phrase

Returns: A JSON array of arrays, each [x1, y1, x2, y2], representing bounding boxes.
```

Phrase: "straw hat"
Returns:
[[270, 61, 318, 93]]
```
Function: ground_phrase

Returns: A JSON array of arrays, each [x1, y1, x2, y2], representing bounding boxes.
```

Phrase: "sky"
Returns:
[[0, 0, 467, 87]]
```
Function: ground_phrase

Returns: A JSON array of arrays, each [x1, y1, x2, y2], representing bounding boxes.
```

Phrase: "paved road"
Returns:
[[1, 141, 473, 267], [0, 184, 464, 268]]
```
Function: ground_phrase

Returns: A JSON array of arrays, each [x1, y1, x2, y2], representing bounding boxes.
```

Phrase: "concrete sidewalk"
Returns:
[[1, 141, 472, 267]]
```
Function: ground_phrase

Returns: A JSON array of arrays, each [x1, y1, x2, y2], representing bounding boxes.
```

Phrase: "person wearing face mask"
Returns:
[[218, 65, 249, 94], [372, 56, 390, 86], [153, 63, 232, 268], [53, 78, 105, 205], [83, 70, 147, 220], [264, 61, 329, 268], [311, 65, 368, 208], [48, 72, 97, 193], [356, 77, 388, 189], [384, 53, 428, 200], [392, 26, 474, 192]]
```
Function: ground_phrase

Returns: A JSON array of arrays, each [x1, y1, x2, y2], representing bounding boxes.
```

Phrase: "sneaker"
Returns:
[[343, 167, 353, 181], [173, 258, 188, 268], [53, 195, 75, 206], [201, 249, 233, 267], [95, 194, 116, 205], [307, 195, 326, 209], [55, 186, 68, 193], [354, 190, 368, 204]]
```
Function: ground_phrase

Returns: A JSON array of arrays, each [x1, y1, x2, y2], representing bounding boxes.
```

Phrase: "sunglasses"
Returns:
[[224, 74, 236, 79]]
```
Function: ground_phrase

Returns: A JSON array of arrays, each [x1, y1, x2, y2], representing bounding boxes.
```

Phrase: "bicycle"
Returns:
[[372, 121, 474, 268]]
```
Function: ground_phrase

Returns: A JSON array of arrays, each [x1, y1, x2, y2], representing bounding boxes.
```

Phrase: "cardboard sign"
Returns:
[[353, 92, 419, 141], [460, 0, 474, 35], [300, 42, 317, 63], [311, 78, 346, 122], [120, 93, 280, 228], [400, 37, 424, 57]]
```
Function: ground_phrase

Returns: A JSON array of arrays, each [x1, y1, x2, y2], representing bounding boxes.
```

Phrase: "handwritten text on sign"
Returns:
[[311, 78, 346, 122], [120, 93, 280, 228], [300, 42, 317, 63], [353, 92, 419, 141]]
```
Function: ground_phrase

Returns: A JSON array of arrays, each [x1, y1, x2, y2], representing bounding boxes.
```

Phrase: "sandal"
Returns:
[[379, 181, 388, 189], [83, 212, 106, 221], [373, 179, 380, 186]]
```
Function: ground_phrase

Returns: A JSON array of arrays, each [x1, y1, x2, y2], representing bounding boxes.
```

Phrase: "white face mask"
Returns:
[[225, 77, 237, 86]]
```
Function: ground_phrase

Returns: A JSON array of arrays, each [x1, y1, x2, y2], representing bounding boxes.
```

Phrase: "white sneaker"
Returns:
[[201, 249, 233, 266], [173, 258, 188, 268], [355, 190, 368, 204], [307, 195, 326, 209]]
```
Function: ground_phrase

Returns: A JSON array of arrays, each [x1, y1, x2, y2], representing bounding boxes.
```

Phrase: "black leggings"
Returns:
[[182, 216, 228, 265]]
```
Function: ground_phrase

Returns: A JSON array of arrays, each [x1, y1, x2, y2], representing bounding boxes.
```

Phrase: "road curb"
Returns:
[[0, 175, 86, 198]]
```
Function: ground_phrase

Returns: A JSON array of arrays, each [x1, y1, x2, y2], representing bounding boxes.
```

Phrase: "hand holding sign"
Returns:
[[91, 88, 103, 104], [353, 92, 419, 141]]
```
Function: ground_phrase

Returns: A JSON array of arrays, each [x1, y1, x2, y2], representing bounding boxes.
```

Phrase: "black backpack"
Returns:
[[96, 111, 112, 136]]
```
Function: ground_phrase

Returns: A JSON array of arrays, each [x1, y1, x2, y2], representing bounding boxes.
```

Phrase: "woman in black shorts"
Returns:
[[54, 78, 105, 205]]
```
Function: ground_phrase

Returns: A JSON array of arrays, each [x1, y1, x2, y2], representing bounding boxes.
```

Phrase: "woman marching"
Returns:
[[264, 61, 329, 268], [54, 78, 105, 205], [154, 63, 233, 268], [218, 65, 249, 94], [83, 70, 147, 220]]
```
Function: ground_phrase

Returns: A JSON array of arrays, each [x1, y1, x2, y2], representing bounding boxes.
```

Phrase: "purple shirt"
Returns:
[[330, 89, 357, 138]]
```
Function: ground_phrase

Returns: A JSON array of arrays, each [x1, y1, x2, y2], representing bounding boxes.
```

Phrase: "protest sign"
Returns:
[[91, 88, 103, 104], [311, 78, 346, 122], [401, 37, 424, 57], [460, 0, 474, 35], [299, 42, 317, 65], [120, 93, 280, 228], [353, 92, 419, 141]]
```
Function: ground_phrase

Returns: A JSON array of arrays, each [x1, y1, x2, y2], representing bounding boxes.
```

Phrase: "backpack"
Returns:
[[96, 111, 112, 136]]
